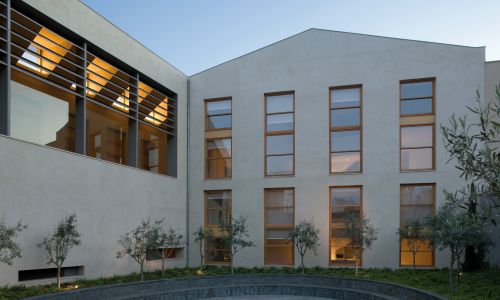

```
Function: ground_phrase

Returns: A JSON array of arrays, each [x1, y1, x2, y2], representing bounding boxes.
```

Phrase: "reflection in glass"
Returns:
[[10, 71, 76, 152], [267, 155, 293, 175], [206, 100, 231, 130], [401, 126, 432, 148], [265, 189, 294, 265], [206, 191, 231, 226], [401, 148, 433, 170], [401, 99, 432, 115], [331, 108, 360, 128], [331, 152, 360, 173], [267, 113, 293, 132], [207, 100, 231, 115], [266, 94, 293, 114], [331, 131, 360, 152], [267, 135, 293, 155], [401, 185, 434, 205], [331, 88, 360, 108], [206, 138, 232, 178], [401, 81, 433, 99], [207, 115, 231, 130], [87, 102, 129, 165], [138, 123, 167, 175]]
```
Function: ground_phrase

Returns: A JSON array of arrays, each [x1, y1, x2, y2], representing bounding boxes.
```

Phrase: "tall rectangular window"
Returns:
[[138, 123, 168, 175], [204, 190, 231, 264], [330, 186, 362, 266], [264, 188, 294, 265], [400, 184, 435, 267], [205, 98, 232, 179], [400, 79, 435, 171], [265, 92, 294, 176], [330, 86, 362, 173]]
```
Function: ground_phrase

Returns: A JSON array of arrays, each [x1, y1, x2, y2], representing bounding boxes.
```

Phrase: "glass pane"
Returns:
[[267, 135, 293, 155], [401, 99, 432, 115], [401, 185, 434, 205], [401, 206, 433, 224], [401, 126, 433, 148], [87, 102, 129, 165], [331, 108, 360, 128], [207, 139, 231, 158], [330, 238, 359, 265], [330, 152, 360, 173], [265, 245, 293, 265], [207, 115, 231, 130], [401, 148, 433, 170], [207, 210, 230, 225], [267, 94, 293, 114], [10, 74, 76, 152], [207, 191, 231, 207], [332, 188, 361, 206], [207, 158, 232, 178], [267, 113, 293, 132], [331, 88, 360, 108], [267, 229, 292, 239], [401, 239, 433, 252], [331, 130, 360, 152], [207, 100, 231, 115], [138, 124, 167, 175], [331, 206, 361, 224], [267, 207, 293, 225], [267, 155, 293, 175], [401, 81, 433, 99], [401, 251, 433, 267], [267, 189, 294, 207]]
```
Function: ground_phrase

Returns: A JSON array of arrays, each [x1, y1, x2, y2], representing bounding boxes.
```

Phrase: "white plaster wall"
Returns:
[[188, 29, 485, 270]]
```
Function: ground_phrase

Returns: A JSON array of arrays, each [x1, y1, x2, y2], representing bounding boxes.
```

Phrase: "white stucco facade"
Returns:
[[0, 0, 498, 286]]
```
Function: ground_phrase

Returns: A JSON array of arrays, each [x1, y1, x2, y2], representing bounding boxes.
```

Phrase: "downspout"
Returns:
[[185, 78, 191, 267]]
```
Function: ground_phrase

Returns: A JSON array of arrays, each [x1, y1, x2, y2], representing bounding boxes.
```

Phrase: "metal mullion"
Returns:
[[0, 60, 5, 66], [10, 30, 84, 70], [137, 119, 175, 136], [11, 43, 85, 81], [266, 130, 293, 136], [331, 149, 360, 154], [401, 146, 433, 150], [86, 59, 136, 90], [266, 153, 293, 157], [331, 126, 360, 132], [0, 36, 6, 43], [137, 112, 176, 128], [12, 54, 83, 88], [86, 88, 138, 114], [138, 107, 176, 122], [137, 86, 176, 105], [401, 96, 433, 101], [139, 94, 176, 111], [0, 24, 6, 31], [266, 111, 293, 117], [0, 1, 5, 7], [86, 76, 136, 105], [207, 112, 231, 117], [331, 105, 360, 111], [86, 98, 136, 120], [11, 65, 82, 97], [9, 18, 82, 57], [85, 67, 135, 96]]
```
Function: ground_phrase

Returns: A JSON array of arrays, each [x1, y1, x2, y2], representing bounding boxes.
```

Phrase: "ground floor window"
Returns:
[[264, 188, 294, 265], [330, 186, 362, 266], [204, 190, 231, 264]]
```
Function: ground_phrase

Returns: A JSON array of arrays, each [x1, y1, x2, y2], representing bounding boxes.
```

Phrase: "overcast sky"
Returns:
[[82, 0, 500, 76]]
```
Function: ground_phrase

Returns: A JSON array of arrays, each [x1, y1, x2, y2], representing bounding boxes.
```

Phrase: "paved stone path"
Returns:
[[206, 296, 334, 300]]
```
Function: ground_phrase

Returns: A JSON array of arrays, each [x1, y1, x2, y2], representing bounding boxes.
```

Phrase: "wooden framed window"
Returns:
[[329, 85, 362, 173], [329, 186, 362, 266], [204, 190, 232, 264], [400, 78, 435, 171], [205, 98, 232, 131], [264, 188, 294, 265], [400, 184, 435, 267], [205, 98, 232, 179], [265, 92, 295, 176]]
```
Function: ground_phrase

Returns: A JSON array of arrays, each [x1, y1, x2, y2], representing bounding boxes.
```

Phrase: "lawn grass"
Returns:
[[1, 267, 499, 299]]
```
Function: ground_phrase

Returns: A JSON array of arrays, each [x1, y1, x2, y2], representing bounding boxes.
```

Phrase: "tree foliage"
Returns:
[[219, 215, 254, 275], [397, 220, 430, 269], [192, 226, 213, 271], [116, 218, 164, 281], [426, 192, 491, 294], [344, 212, 378, 276], [288, 219, 320, 273], [38, 214, 80, 289], [0, 217, 27, 266], [158, 227, 183, 276]]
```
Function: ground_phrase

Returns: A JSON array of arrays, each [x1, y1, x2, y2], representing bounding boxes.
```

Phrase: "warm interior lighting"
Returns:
[[87, 57, 116, 94], [139, 82, 169, 126], [112, 88, 130, 112]]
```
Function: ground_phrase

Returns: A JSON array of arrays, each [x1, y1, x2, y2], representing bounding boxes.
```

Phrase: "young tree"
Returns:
[[288, 219, 320, 274], [345, 212, 378, 276], [38, 214, 81, 289], [441, 85, 500, 270], [0, 217, 27, 265], [427, 191, 491, 294], [219, 215, 254, 275], [116, 218, 164, 281], [192, 226, 213, 272], [157, 227, 183, 276], [397, 220, 430, 269]]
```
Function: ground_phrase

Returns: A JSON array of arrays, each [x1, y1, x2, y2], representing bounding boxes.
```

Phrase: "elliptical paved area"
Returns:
[[206, 296, 334, 300]]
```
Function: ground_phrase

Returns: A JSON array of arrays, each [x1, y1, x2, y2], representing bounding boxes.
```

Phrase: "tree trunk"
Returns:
[[200, 244, 204, 271], [413, 252, 416, 270], [140, 263, 144, 282], [230, 256, 234, 275], [449, 251, 455, 294], [161, 257, 165, 276], [301, 254, 305, 274], [56, 265, 61, 289], [355, 257, 359, 277]]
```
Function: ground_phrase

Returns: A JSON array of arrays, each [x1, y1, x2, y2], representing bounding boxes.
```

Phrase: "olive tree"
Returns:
[[441, 85, 500, 270], [397, 220, 430, 269], [38, 214, 81, 289], [345, 212, 378, 276], [427, 191, 491, 294], [192, 226, 213, 272], [158, 227, 183, 276], [288, 219, 320, 274], [116, 218, 164, 281], [0, 217, 27, 265], [219, 215, 254, 275]]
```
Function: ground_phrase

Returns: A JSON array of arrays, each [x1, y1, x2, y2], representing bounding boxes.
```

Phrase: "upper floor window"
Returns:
[[330, 85, 362, 173], [400, 78, 435, 171], [206, 138, 232, 179], [205, 98, 232, 131], [265, 92, 294, 176]]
